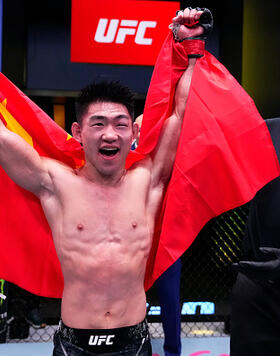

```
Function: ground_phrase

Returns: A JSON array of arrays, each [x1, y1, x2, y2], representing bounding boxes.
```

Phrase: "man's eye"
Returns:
[[92, 123, 103, 127], [117, 124, 128, 127]]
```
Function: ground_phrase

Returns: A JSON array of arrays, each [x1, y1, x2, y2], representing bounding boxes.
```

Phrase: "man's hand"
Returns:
[[170, 7, 213, 42], [232, 247, 280, 283]]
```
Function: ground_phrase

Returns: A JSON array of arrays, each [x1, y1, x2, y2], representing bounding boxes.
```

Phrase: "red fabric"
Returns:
[[0, 78, 84, 297], [140, 33, 280, 290], [0, 31, 279, 297], [185, 21, 199, 27]]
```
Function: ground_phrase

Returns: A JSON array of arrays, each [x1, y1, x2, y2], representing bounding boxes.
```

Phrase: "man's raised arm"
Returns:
[[150, 7, 213, 187], [0, 118, 53, 196]]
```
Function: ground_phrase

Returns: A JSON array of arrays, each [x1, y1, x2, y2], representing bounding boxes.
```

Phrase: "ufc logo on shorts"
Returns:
[[88, 334, 115, 346], [94, 19, 157, 45]]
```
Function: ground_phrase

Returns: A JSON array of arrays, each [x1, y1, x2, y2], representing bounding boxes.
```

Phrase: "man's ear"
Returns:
[[71, 122, 82, 143], [132, 122, 139, 141]]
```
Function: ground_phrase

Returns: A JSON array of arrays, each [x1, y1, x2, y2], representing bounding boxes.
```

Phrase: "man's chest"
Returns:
[[53, 188, 152, 266], [49, 169, 151, 232]]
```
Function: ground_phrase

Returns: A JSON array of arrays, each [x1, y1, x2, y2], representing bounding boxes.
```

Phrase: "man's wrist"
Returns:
[[180, 39, 205, 58]]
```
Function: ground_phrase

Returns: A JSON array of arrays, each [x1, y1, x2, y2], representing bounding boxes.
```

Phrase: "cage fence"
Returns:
[[0, 204, 249, 343]]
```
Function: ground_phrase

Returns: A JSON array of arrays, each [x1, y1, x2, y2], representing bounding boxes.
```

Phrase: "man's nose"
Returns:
[[102, 126, 118, 141]]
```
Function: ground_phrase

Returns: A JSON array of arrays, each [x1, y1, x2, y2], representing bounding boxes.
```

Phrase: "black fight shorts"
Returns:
[[53, 319, 152, 356]]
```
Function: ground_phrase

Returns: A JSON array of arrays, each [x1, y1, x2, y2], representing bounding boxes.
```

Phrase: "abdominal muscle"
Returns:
[[56, 226, 151, 329]]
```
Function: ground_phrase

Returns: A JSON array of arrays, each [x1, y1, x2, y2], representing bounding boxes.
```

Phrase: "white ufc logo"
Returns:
[[88, 334, 115, 346], [94, 18, 157, 45]]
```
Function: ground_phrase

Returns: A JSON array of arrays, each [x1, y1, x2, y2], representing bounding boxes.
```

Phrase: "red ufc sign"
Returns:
[[71, 0, 179, 66]]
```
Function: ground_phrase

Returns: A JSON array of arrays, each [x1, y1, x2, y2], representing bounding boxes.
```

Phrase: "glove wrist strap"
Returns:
[[181, 39, 205, 58]]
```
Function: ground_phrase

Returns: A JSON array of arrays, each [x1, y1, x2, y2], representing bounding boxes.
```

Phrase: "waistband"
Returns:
[[58, 319, 149, 354]]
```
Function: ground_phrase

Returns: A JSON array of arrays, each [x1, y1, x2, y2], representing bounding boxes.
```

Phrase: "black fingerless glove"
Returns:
[[192, 7, 213, 40], [172, 8, 213, 58]]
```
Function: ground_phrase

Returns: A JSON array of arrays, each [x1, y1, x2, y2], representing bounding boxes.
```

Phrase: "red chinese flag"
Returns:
[[0, 31, 279, 297], [140, 33, 280, 290], [0, 77, 84, 297]]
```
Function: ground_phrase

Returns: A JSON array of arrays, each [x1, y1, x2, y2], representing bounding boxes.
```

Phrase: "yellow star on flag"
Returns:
[[0, 99, 33, 147]]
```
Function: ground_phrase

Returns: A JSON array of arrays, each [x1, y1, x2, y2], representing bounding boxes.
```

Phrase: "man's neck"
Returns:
[[78, 164, 126, 186]]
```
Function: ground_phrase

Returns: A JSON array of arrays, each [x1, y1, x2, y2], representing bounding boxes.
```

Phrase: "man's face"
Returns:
[[72, 101, 137, 178]]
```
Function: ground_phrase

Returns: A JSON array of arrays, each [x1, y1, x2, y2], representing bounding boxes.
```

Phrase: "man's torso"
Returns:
[[40, 158, 164, 328]]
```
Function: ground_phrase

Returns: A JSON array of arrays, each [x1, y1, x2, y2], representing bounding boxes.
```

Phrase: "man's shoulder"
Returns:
[[43, 157, 76, 176], [126, 156, 153, 188], [128, 155, 152, 173]]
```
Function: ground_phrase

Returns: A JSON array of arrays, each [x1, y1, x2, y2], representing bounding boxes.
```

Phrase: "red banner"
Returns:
[[0, 75, 84, 297], [71, 0, 179, 65]]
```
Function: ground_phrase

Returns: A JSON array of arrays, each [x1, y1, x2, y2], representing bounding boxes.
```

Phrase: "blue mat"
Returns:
[[153, 337, 229, 356]]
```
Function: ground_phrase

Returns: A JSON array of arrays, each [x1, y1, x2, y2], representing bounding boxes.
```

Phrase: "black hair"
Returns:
[[75, 80, 135, 124]]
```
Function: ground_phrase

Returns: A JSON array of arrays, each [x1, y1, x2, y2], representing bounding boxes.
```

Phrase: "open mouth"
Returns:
[[99, 148, 120, 157]]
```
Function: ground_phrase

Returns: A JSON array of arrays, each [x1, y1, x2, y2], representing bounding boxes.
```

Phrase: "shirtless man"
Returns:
[[0, 8, 209, 356]]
